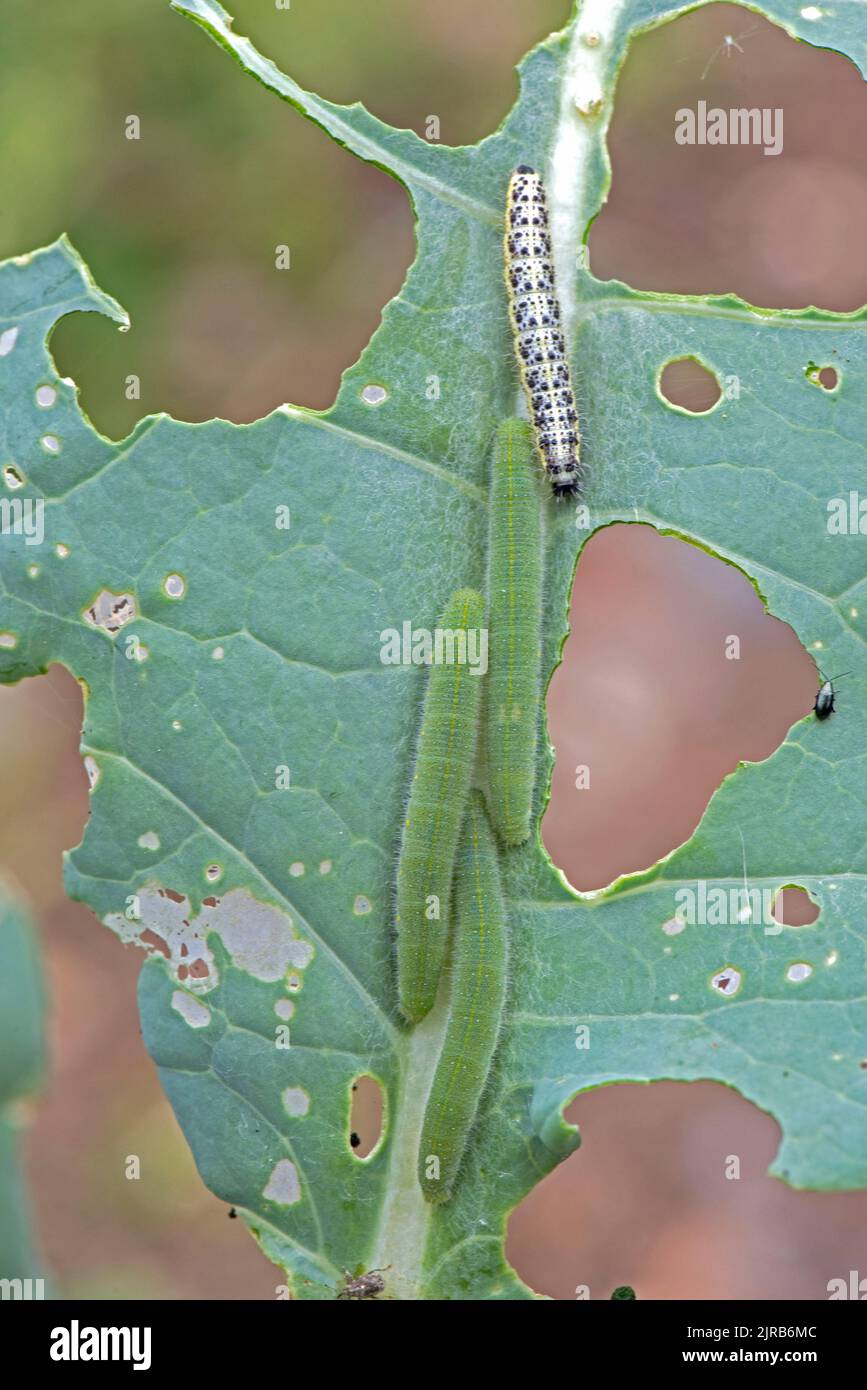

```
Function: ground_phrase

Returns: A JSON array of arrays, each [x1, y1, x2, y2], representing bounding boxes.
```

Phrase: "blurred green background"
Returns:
[[2, 1, 867, 1299], [2, 0, 567, 436]]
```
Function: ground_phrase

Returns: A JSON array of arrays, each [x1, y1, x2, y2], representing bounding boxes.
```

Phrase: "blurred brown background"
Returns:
[[2, 1, 866, 1299]]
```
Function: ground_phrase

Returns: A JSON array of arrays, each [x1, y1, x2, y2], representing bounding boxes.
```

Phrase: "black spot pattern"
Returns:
[[505, 167, 582, 499]]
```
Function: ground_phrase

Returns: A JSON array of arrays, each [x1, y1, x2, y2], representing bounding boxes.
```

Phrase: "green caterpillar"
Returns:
[[418, 791, 509, 1203], [395, 588, 486, 1024], [485, 418, 544, 845]]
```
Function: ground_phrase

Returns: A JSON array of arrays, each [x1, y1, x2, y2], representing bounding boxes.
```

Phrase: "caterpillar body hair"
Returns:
[[418, 791, 509, 1203], [505, 165, 583, 500], [395, 588, 486, 1024], [485, 418, 543, 845]]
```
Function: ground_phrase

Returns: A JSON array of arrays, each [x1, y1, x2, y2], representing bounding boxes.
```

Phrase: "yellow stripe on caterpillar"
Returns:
[[418, 792, 509, 1203], [395, 589, 486, 1024], [484, 419, 543, 845]]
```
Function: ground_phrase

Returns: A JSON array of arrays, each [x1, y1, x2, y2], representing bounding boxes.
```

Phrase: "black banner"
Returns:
[[0, 1297, 861, 1374]]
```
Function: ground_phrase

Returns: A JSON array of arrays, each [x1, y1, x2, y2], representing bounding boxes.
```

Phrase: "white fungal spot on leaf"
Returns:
[[281, 1087, 309, 1117], [138, 831, 160, 851], [353, 895, 372, 915], [35, 384, 57, 408], [711, 966, 742, 996], [211, 646, 225, 661], [275, 998, 294, 1021], [163, 573, 186, 599], [201, 888, 313, 983], [205, 864, 222, 882], [0, 632, 18, 650], [361, 384, 388, 405], [662, 917, 686, 936], [786, 962, 813, 983], [318, 860, 332, 875], [104, 885, 218, 992], [41, 434, 60, 454], [3, 466, 24, 489], [83, 590, 137, 636], [55, 543, 69, 558], [84, 755, 100, 789], [107, 886, 313, 995], [171, 990, 211, 1028], [0, 327, 20, 356], [289, 861, 305, 877], [263, 1159, 301, 1205]]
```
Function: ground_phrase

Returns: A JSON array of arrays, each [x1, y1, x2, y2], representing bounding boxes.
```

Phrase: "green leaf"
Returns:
[[0, 881, 47, 1286], [1, 0, 865, 1299]]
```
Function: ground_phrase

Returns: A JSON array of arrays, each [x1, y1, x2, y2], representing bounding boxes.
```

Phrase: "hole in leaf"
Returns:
[[348, 1074, 384, 1159], [658, 357, 722, 413], [544, 525, 817, 893], [772, 885, 820, 926], [805, 363, 839, 391], [140, 927, 170, 960], [589, 2, 867, 311], [711, 965, 742, 996], [507, 1081, 867, 1299]]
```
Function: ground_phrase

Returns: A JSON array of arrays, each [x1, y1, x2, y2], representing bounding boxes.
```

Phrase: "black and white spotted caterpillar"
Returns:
[[505, 165, 582, 500]]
